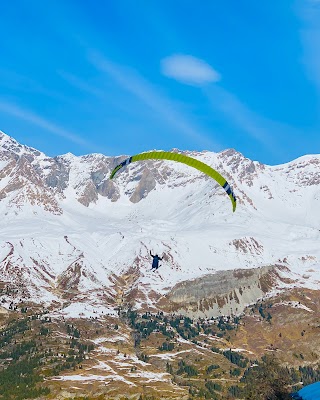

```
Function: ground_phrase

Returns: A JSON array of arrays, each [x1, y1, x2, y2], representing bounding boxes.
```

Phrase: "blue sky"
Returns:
[[0, 0, 319, 164]]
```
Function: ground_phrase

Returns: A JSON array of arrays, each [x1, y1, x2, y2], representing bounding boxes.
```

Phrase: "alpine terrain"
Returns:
[[0, 130, 320, 399]]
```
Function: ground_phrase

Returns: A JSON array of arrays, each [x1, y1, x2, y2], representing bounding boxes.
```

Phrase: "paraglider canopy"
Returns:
[[110, 151, 237, 212]]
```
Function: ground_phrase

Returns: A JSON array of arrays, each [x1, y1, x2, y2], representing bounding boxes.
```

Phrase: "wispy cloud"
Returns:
[[298, 0, 320, 90], [0, 100, 92, 149], [203, 85, 303, 160], [0, 68, 69, 102], [58, 70, 106, 98], [161, 54, 221, 86], [159, 54, 281, 151], [88, 52, 222, 150], [204, 87, 273, 146]]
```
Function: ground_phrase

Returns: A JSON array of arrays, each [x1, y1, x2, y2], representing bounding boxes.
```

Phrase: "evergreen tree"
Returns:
[[243, 355, 292, 399]]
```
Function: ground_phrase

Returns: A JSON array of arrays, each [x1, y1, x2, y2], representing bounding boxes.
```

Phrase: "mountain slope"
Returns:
[[0, 130, 319, 318]]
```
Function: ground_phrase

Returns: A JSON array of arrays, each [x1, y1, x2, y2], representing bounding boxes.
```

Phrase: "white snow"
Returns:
[[272, 301, 314, 313], [151, 349, 193, 360], [56, 302, 118, 319], [1, 132, 320, 317], [53, 374, 107, 381], [52, 373, 135, 385], [92, 335, 129, 344], [128, 371, 170, 382], [230, 348, 254, 354]]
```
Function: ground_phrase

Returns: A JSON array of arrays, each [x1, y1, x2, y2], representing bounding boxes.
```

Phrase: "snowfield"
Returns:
[[0, 131, 320, 316]]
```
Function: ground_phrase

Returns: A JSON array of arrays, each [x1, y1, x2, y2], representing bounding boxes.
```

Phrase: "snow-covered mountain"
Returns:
[[0, 130, 319, 318]]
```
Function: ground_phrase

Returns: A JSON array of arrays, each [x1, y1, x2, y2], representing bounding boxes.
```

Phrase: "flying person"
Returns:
[[149, 251, 163, 270]]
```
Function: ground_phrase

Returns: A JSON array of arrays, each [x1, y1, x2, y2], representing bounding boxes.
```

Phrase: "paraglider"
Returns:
[[149, 251, 163, 271], [110, 151, 237, 212]]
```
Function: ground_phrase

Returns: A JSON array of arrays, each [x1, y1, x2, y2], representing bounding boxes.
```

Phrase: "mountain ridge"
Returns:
[[0, 129, 319, 320]]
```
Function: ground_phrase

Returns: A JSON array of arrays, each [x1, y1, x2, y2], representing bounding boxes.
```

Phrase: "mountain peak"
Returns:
[[0, 130, 19, 146], [59, 152, 77, 161], [0, 130, 45, 159], [219, 148, 245, 159]]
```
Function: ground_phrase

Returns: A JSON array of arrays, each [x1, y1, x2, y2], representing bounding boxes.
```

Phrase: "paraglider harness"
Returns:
[[150, 251, 163, 270]]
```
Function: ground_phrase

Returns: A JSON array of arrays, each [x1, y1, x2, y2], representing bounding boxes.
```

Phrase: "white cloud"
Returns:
[[88, 52, 221, 150], [161, 54, 220, 86], [0, 100, 92, 149]]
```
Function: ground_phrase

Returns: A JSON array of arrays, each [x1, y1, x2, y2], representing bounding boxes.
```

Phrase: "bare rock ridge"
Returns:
[[1, 130, 320, 212], [166, 265, 285, 318]]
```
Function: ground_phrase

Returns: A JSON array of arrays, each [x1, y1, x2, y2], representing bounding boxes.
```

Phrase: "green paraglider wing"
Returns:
[[110, 151, 236, 212]]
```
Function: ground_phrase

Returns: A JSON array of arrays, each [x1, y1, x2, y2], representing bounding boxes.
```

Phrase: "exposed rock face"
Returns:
[[1, 130, 320, 216], [165, 266, 284, 318], [56, 261, 83, 295], [0, 130, 320, 320], [277, 156, 320, 186], [230, 237, 264, 255], [0, 148, 62, 214], [130, 168, 156, 203], [45, 157, 70, 191], [97, 179, 120, 201], [78, 181, 99, 206]]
